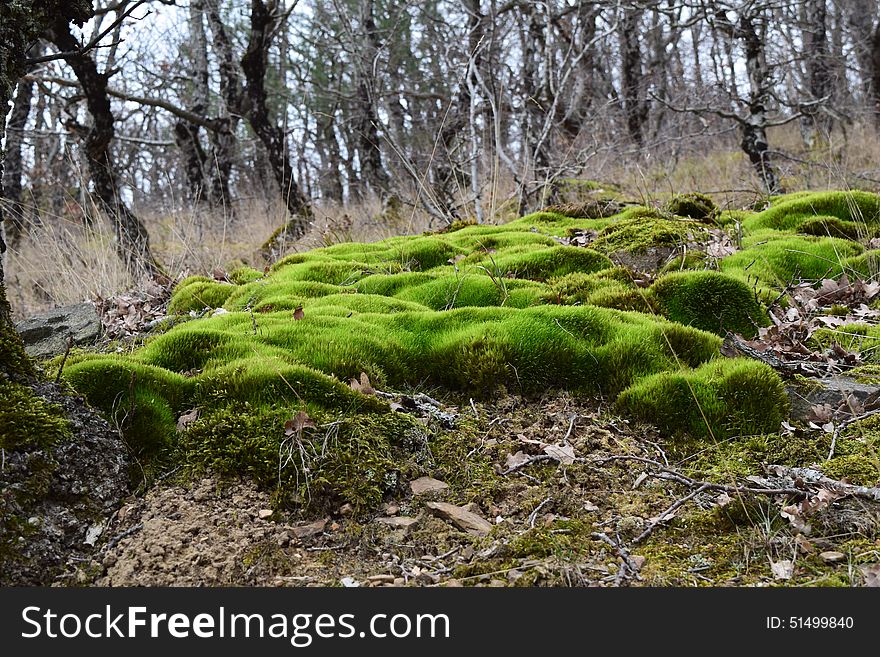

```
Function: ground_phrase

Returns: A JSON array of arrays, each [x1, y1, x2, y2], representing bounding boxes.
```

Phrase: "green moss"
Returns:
[[659, 252, 711, 274], [180, 404, 419, 514], [721, 234, 862, 289], [0, 382, 72, 451], [664, 193, 718, 222], [589, 208, 706, 255], [651, 270, 768, 337], [616, 358, 789, 441], [745, 191, 880, 233], [228, 267, 265, 284], [822, 454, 879, 486], [168, 277, 237, 314], [542, 199, 623, 219], [800, 216, 867, 240]]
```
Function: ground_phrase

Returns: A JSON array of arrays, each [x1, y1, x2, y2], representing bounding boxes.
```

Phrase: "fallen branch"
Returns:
[[721, 332, 825, 378]]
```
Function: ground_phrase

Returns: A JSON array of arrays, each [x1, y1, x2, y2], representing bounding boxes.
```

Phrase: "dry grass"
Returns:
[[7, 124, 880, 320]]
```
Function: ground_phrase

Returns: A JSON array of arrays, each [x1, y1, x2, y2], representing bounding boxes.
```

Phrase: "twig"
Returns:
[[55, 335, 74, 384], [828, 407, 880, 460], [500, 454, 555, 475], [632, 483, 712, 545], [104, 523, 143, 551], [563, 414, 577, 443], [591, 532, 641, 584], [528, 496, 553, 528]]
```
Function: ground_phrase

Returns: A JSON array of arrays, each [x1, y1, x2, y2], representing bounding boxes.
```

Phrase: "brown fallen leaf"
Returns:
[[543, 443, 576, 465], [293, 305, 305, 320], [284, 410, 316, 436], [349, 372, 375, 395], [859, 563, 880, 587], [176, 408, 200, 432]]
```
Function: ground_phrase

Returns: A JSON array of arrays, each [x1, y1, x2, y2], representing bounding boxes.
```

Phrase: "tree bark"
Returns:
[[47, 18, 161, 277], [801, 0, 832, 145], [2, 77, 35, 248], [241, 0, 311, 241], [738, 12, 783, 195], [353, 0, 391, 198], [0, 0, 93, 381], [620, 7, 647, 146]]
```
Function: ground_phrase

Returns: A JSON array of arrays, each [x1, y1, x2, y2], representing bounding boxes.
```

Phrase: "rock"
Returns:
[[819, 551, 846, 564], [367, 574, 395, 584], [425, 502, 493, 536], [290, 518, 327, 539], [786, 377, 880, 421], [258, 509, 274, 520], [375, 516, 418, 528], [410, 476, 449, 496], [0, 382, 129, 585], [15, 303, 101, 359]]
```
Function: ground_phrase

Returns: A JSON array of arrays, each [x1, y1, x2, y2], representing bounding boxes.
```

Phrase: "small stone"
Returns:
[[376, 516, 418, 528], [340, 577, 360, 588], [339, 503, 354, 516], [27, 517, 40, 527], [819, 551, 846, 564], [443, 579, 463, 587], [258, 509, 274, 520], [410, 477, 449, 496], [383, 503, 400, 516], [630, 555, 647, 570], [367, 574, 396, 584], [393, 577, 405, 586], [290, 518, 328, 539], [425, 502, 493, 536]]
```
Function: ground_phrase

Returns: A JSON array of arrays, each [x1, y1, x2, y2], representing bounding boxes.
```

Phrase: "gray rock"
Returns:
[[0, 382, 129, 585], [786, 376, 880, 421], [15, 303, 101, 359]]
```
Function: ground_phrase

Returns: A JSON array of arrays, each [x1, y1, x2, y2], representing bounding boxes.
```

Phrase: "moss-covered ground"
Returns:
[[41, 189, 880, 586]]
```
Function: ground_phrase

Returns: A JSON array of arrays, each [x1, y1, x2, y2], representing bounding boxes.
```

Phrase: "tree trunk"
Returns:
[[0, 0, 93, 381], [175, 0, 213, 207], [47, 18, 160, 277], [620, 7, 647, 146], [1, 76, 35, 247], [242, 0, 311, 243], [354, 0, 390, 198], [801, 0, 832, 146], [738, 13, 783, 195]]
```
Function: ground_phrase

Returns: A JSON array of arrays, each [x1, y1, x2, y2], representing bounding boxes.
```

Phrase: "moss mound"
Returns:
[[62, 192, 880, 510], [651, 271, 768, 337], [664, 192, 718, 222], [616, 358, 789, 441]]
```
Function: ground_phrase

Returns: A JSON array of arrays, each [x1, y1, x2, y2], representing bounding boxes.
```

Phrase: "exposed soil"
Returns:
[[91, 392, 880, 587]]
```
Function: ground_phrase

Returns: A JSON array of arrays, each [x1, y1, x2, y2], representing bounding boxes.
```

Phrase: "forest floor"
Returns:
[[93, 389, 879, 587], [11, 187, 880, 587]]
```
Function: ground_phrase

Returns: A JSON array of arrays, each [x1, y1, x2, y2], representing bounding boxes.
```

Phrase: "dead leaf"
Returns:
[[543, 443, 576, 465], [349, 372, 375, 395], [284, 410, 316, 436], [859, 563, 880, 587], [176, 408, 200, 432], [293, 305, 305, 320], [504, 451, 530, 470], [770, 559, 794, 580], [212, 267, 229, 282]]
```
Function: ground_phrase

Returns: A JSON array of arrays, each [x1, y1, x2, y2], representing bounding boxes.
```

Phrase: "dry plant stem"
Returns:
[[828, 407, 880, 460], [590, 532, 640, 584]]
